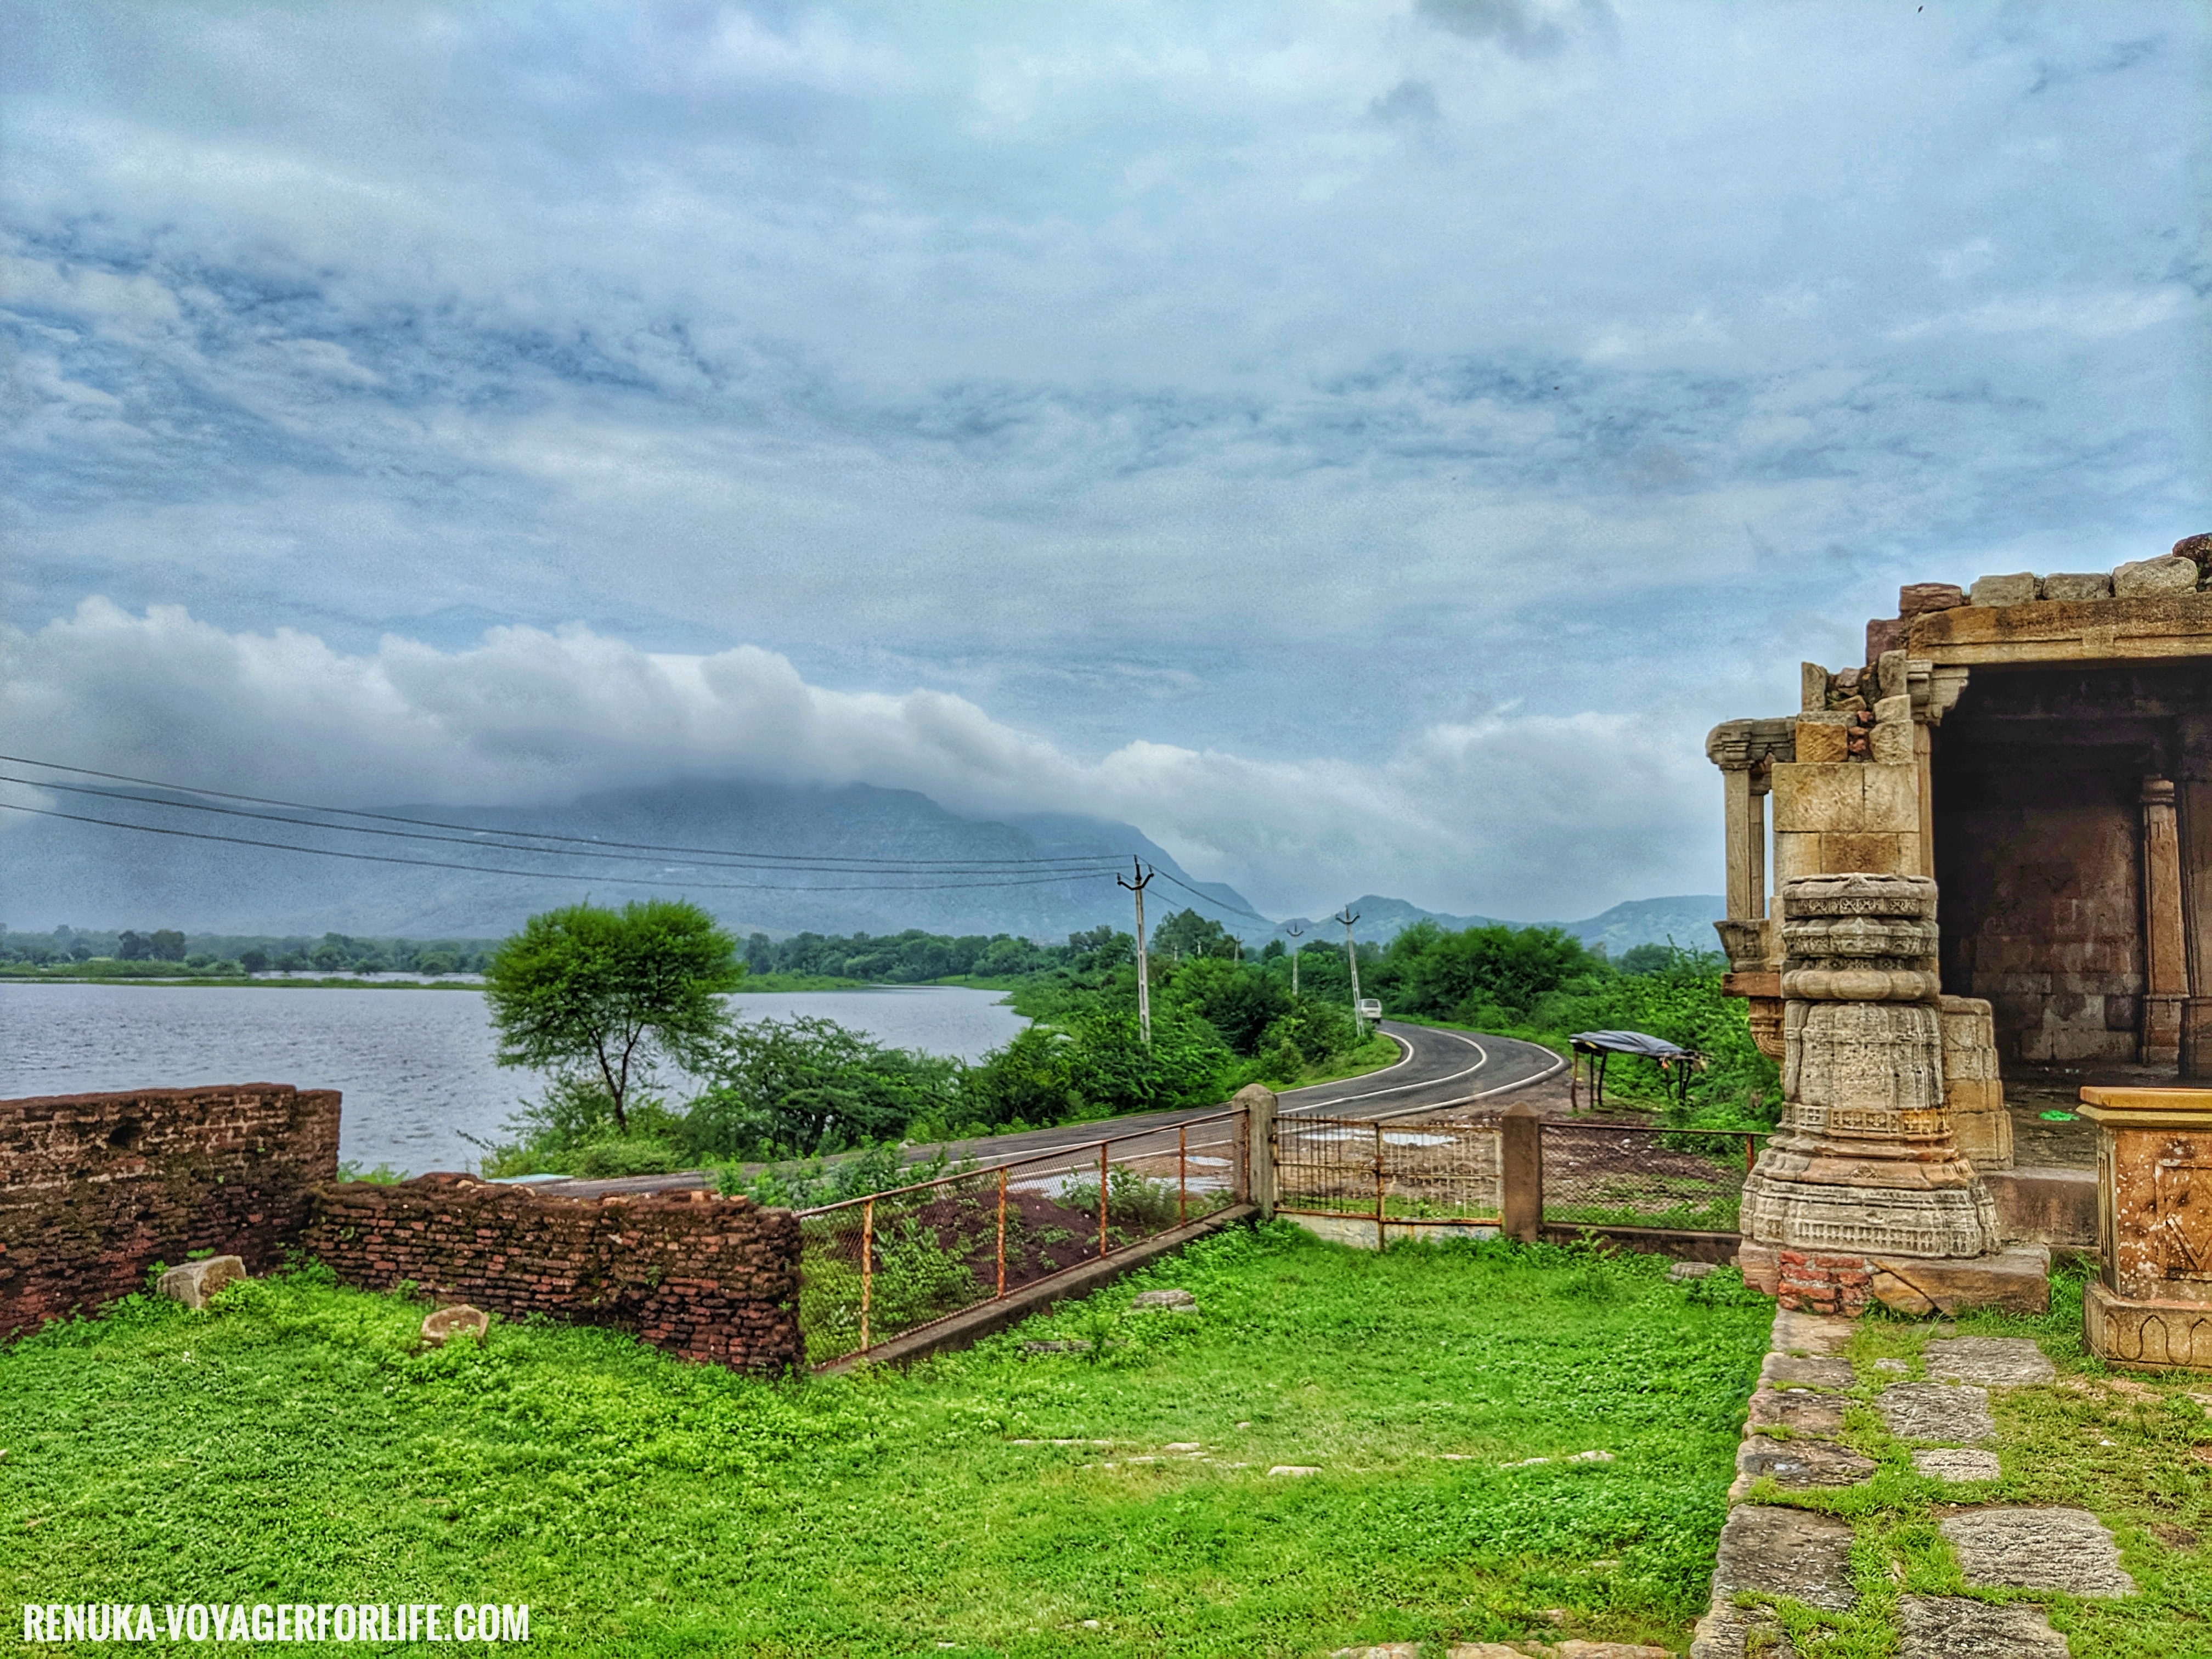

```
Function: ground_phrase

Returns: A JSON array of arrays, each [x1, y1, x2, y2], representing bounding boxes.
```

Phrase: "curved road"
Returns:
[[541, 1020, 1562, 1199]]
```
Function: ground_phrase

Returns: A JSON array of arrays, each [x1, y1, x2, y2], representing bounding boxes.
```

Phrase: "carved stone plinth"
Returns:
[[1738, 874, 2025, 1313], [2078, 1086, 2212, 1373]]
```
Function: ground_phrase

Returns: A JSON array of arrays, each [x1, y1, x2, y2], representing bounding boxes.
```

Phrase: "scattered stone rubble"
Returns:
[[420, 1304, 489, 1347], [156, 1254, 246, 1310]]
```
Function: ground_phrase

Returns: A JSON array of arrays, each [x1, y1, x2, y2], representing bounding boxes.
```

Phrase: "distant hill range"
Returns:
[[1270, 894, 1725, 958], [0, 776, 1262, 942], [2, 773, 1719, 955]]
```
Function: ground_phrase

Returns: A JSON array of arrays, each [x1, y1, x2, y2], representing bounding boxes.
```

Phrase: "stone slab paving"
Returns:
[[1699, 1313, 2138, 1658], [1744, 1389, 1847, 1437], [1910, 1447, 2001, 1481], [1757, 1352, 1853, 1390], [1875, 1381, 1997, 1442], [1923, 1335, 2058, 1386], [1939, 1507, 2138, 1598], [1735, 1434, 1878, 1489], [1897, 1595, 2070, 1658]]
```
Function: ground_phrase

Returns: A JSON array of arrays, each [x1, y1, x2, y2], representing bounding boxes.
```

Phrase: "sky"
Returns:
[[2, 0, 2206, 921]]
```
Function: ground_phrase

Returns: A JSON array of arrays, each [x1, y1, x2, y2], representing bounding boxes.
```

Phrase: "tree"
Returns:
[[149, 929, 185, 961], [1150, 908, 1231, 961], [686, 1016, 960, 1157], [484, 899, 744, 1133], [239, 948, 270, 975], [117, 930, 152, 961]]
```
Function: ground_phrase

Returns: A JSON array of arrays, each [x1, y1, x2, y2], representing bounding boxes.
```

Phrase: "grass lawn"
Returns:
[[1739, 1273, 2212, 1659], [0, 1224, 1769, 1656]]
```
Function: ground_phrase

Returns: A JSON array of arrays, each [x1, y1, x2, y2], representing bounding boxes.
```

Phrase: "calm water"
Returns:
[[0, 984, 1027, 1176]]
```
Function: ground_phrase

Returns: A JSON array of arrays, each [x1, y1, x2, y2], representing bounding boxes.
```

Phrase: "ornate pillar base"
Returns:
[[1736, 873, 2040, 1317]]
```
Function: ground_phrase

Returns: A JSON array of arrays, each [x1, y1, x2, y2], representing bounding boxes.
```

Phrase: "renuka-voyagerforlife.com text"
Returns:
[[20, 1601, 531, 1644]]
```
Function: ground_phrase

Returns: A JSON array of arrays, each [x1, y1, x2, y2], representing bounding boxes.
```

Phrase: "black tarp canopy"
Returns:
[[1567, 1030, 1703, 1112]]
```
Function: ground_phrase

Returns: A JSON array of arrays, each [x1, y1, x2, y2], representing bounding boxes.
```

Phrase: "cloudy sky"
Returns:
[[2, 0, 2205, 919]]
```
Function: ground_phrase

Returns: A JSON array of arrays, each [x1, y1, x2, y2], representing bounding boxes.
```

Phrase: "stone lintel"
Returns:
[[1909, 590, 2212, 666]]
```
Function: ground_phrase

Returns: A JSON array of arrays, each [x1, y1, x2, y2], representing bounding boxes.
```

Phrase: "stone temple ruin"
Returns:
[[1708, 536, 2212, 1315]]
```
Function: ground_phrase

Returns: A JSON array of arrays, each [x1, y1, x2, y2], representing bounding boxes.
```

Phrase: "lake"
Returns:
[[0, 983, 1028, 1176]]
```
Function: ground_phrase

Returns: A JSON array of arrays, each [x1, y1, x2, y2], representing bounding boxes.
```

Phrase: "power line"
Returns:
[[0, 771, 1120, 878], [0, 753, 1127, 871], [0, 800, 1120, 895]]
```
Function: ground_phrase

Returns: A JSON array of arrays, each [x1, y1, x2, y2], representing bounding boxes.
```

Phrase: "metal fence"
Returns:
[[796, 1109, 1244, 1366], [1539, 1120, 1765, 1234], [1274, 1114, 1502, 1240]]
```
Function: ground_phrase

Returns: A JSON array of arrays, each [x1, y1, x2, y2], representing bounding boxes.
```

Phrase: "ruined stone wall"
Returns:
[[0, 1085, 341, 1338], [302, 1175, 802, 1373]]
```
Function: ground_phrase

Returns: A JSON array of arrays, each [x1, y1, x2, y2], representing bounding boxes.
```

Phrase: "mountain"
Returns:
[[0, 776, 1264, 943], [1268, 893, 1725, 956]]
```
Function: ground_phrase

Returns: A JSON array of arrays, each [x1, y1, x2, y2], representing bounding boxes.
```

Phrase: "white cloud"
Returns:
[[0, 600, 1722, 918]]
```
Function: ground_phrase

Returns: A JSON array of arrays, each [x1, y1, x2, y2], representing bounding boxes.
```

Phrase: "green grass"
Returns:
[[1733, 1270, 2212, 1659], [0, 1226, 1769, 1656]]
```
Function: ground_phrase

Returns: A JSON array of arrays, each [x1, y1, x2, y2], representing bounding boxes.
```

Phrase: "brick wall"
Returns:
[[0, 1084, 341, 1338], [303, 1175, 801, 1373]]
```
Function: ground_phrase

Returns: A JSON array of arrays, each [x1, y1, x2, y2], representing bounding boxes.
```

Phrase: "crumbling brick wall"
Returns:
[[0, 1084, 341, 1338], [302, 1175, 801, 1373]]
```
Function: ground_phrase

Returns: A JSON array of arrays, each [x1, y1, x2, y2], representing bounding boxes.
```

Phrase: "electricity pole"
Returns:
[[1336, 906, 1363, 1035], [1285, 922, 1305, 996], [1118, 858, 1155, 1046]]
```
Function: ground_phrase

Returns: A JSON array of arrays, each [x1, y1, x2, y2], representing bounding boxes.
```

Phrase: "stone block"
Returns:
[[1939, 1506, 2136, 1598], [1912, 1447, 2001, 1481], [2175, 532, 2212, 567], [1867, 616, 1909, 662], [2084, 1279, 2212, 1373], [1899, 582, 1966, 617], [1792, 719, 1851, 764], [1746, 1387, 1847, 1436], [1969, 573, 2039, 607], [1983, 1167, 2094, 1250], [1921, 1335, 2057, 1386], [1708, 1504, 1858, 1610], [1870, 718, 1915, 766], [421, 1304, 489, 1347], [2113, 554, 2199, 597], [157, 1255, 247, 1310], [1771, 1307, 1858, 1354], [1866, 1248, 2051, 1316], [1820, 832, 1904, 873], [1770, 763, 1865, 832], [1876, 1381, 1995, 1442], [1130, 1288, 1197, 1312], [1759, 1352, 1856, 1390], [2042, 571, 2113, 601], [1858, 763, 1921, 831], [1736, 1432, 1877, 1491], [1772, 831, 1823, 883], [1897, 1596, 2067, 1658], [1801, 661, 1830, 712]]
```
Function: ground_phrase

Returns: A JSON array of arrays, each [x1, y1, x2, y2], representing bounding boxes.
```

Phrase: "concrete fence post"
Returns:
[[1232, 1083, 1277, 1220], [1500, 1103, 1542, 1243]]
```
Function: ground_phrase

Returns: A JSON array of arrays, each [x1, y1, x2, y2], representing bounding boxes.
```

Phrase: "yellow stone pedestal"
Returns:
[[2078, 1086, 2212, 1374]]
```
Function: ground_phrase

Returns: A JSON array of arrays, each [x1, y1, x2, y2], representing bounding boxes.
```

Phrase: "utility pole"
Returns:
[[1285, 922, 1305, 997], [1118, 858, 1155, 1046], [1335, 907, 1363, 1036]]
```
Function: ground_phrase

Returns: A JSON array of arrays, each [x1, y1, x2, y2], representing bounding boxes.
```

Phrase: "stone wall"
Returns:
[[303, 1175, 802, 1373], [0, 1084, 340, 1338]]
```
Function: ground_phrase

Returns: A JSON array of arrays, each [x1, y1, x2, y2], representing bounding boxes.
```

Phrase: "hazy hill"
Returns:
[[1271, 894, 1725, 957], [0, 776, 1261, 943]]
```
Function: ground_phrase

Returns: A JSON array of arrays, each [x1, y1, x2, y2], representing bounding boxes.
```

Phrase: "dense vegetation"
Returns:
[[0, 924, 498, 976], [0, 1226, 1773, 1656]]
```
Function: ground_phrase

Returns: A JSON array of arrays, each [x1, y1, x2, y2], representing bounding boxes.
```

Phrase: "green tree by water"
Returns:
[[483, 899, 744, 1133]]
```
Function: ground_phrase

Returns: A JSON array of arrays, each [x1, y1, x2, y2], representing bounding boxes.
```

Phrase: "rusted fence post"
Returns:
[[1499, 1104, 1541, 1243], [1373, 1119, 1387, 1250], [996, 1166, 1008, 1297], [1233, 1082, 1277, 1219], [860, 1195, 875, 1351], [1178, 1124, 1188, 1226], [1097, 1141, 1109, 1257]]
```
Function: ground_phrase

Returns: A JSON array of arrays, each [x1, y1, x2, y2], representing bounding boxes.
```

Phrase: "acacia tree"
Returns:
[[484, 899, 744, 1133]]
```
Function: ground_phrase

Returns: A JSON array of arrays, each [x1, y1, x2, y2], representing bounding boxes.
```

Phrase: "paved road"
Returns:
[[541, 1020, 1562, 1199]]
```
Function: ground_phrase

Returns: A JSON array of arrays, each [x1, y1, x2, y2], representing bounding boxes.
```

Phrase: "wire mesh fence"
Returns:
[[1274, 1114, 1502, 1233], [1538, 1120, 1764, 1233], [797, 1110, 1244, 1366]]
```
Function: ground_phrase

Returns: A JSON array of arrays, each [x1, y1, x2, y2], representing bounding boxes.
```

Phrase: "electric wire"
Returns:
[[0, 753, 1127, 870], [0, 772, 1121, 879]]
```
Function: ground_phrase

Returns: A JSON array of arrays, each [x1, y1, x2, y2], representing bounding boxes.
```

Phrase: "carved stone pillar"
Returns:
[[1940, 995, 2012, 1169], [1734, 874, 2042, 1314], [2144, 777, 2188, 1068], [2179, 723, 2212, 1080]]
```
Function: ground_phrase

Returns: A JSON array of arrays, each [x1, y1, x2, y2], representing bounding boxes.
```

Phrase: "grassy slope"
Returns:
[[0, 1227, 1768, 1657]]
